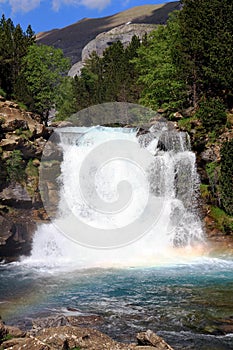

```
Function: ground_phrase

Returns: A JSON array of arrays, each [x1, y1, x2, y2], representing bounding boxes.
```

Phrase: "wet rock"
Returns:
[[0, 211, 36, 262], [31, 315, 70, 334], [31, 314, 104, 335], [137, 330, 174, 349], [67, 314, 104, 328], [0, 215, 14, 246]]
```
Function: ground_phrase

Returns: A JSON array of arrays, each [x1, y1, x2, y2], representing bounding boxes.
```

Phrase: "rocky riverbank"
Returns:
[[0, 316, 174, 350]]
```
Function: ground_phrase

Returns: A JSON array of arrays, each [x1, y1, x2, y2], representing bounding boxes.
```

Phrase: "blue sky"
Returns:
[[0, 0, 175, 33]]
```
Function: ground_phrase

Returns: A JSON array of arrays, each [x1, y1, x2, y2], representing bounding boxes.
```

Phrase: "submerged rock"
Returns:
[[137, 330, 174, 349]]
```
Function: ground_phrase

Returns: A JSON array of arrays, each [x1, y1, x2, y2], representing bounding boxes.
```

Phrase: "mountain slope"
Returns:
[[37, 1, 180, 64]]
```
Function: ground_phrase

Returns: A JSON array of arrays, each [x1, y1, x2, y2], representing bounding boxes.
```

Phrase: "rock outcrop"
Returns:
[[0, 97, 51, 262], [68, 23, 156, 77]]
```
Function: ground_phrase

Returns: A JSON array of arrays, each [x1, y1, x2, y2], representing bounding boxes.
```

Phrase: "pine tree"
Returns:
[[0, 15, 35, 97], [177, 0, 233, 107]]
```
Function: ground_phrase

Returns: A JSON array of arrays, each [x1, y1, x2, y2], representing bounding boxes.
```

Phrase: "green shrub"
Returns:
[[15, 128, 33, 140], [210, 206, 233, 235], [6, 150, 25, 182], [178, 116, 196, 132], [220, 139, 233, 215], [0, 88, 6, 98], [195, 98, 227, 134]]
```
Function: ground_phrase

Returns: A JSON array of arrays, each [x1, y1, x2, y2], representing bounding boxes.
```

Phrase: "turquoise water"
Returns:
[[1, 257, 233, 350]]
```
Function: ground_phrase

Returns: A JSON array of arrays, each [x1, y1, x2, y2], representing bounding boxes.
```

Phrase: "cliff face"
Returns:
[[0, 96, 49, 262], [37, 1, 181, 65], [69, 23, 156, 77]]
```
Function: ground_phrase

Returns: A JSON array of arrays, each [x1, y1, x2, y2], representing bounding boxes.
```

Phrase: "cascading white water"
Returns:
[[24, 123, 205, 268]]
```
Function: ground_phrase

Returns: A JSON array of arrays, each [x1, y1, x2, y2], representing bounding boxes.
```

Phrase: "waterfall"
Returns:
[[24, 120, 205, 268]]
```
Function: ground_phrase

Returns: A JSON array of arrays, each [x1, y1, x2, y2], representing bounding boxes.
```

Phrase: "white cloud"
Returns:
[[9, 0, 41, 13], [1, 0, 111, 13], [52, 0, 111, 12]]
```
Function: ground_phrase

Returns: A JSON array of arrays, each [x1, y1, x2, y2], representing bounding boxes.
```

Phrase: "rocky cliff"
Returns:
[[69, 23, 156, 77], [0, 97, 50, 262]]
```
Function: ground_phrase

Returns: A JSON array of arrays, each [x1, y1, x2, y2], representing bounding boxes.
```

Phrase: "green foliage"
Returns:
[[20, 44, 70, 124], [134, 13, 187, 111], [209, 206, 233, 235], [195, 98, 227, 133], [25, 159, 38, 178], [220, 139, 233, 215], [200, 184, 212, 203], [0, 333, 14, 346], [178, 116, 196, 132], [72, 36, 142, 113], [55, 76, 76, 120], [6, 150, 25, 182], [177, 0, 233, 106], [0, 15, 35, 97], [0, 88, 6, 97], [15, 128, 32, 140]]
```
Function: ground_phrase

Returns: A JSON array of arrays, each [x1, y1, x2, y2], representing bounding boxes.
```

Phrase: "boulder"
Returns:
[[137, 330, 174, 350], [0, 183, 32, 208]]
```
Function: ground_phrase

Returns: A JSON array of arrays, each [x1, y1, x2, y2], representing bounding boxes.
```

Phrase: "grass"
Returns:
[[178, 116, 197, 132]]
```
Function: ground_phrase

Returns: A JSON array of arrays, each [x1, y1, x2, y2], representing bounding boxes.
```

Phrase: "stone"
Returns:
[[0, 136, 19, 151], [5, 326, 26, 338], [173, 112, 183, 119], [200, 148, 217, 162], [0, 183, 32, 208], [2, 337, 51, 350], [31, 315, 70, 334], [136, 330, 174, 350]]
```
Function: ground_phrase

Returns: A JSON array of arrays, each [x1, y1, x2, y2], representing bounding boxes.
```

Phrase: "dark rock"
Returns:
[[0, 319, 7, 340], [136, 127, 149, 137], [3, 119, 29, 132], [0, 212, 35, 262]]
